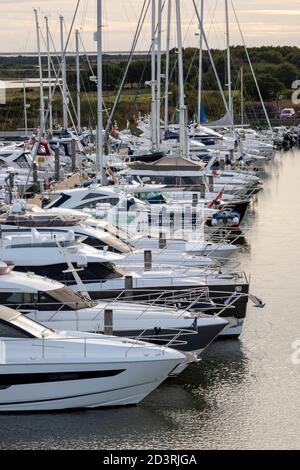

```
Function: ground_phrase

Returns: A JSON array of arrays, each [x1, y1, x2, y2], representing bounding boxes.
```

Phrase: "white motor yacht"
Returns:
[[0, 264, 229, 353], [0, 305, 186, 411]]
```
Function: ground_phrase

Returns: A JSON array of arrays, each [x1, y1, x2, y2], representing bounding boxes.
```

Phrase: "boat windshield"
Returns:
[[11, 315, 55, 339], [46, 287, 93, 310], [84, 222, 132, 253]]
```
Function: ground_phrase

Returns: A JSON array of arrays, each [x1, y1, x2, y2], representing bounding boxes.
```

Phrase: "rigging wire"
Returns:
[[45, 28, 78, 131], [231, 0, 272, 130], [21, 0, 82, 198], [78, 34, 110, 119], [105, 0, 151, 140]]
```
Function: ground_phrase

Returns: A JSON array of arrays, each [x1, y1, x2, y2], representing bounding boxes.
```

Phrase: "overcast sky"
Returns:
[[1, 0, 300, 53]]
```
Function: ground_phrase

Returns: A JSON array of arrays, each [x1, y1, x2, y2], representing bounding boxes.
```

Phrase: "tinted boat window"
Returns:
[[15, 155, 30, 169], [0, 320, 33, 338], [63, 262, 124, 282], [82, 193, 107, 201], [0, 292, 35, 310], [49, 194, 72, 208], [76, 198, 119, 209], [0, 292, 23, 307]]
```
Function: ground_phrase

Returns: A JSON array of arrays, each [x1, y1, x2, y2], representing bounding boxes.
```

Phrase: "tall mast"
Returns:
[[225, 0, 233, 123], [156, 0, 162, 148], [151, 0, 157, 151], [45, 17, 53, 134], [96, 0, 105, 183], [175, 0, 188, 157], [197, 0, 204, 124], [241, 66, 244, 126], [23, 83, 28, 137], [164, 0, 171, 132], [34, 9, 45, 134], [60, 15, 68, 130], [75, 29, 81, 131]]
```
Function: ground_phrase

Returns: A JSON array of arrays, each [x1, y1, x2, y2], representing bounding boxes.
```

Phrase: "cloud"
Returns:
[[0, 0, 300, 52], [244, 9, 300, 15]]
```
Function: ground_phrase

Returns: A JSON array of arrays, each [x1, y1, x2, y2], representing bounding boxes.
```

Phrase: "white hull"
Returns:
[[0, 359, 181, 412], [218, 318, 243, 338]]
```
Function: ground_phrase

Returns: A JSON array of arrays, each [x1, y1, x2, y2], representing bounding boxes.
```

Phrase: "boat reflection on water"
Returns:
[[172, 339, 248, 390]]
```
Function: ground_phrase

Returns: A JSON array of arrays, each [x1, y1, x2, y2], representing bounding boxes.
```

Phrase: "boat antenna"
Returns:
[[55, 237, 93, 304]]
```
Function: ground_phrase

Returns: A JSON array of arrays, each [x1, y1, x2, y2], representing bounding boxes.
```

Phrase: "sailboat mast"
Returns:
[[23, 83, 28, 138], [151, 0, 157, 151], [45, 16, 53, 135], [75, 29, 81, 132], [164, 0, 171, 132], [156, 0, 162, 148], [175, 0, 188, 157], [34, 9, 45, 134], [197, 0, 204, 124], [241, 66, 244, 126], [225, 0, 233, 123], [96, 0, 105, 183], [60, 15, 68, 130]]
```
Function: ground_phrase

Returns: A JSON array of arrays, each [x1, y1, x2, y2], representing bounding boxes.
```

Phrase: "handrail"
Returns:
[[125, 327, 198, 357], [0, 335, 171, 363]]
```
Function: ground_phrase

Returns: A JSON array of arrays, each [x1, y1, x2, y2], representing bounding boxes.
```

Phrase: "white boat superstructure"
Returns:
[[0, 229, 217, 270], [0, 203, 133, 254], [0, 141, 55, 178], [0, 264, 229, 352], [132, 237, 238, 258]]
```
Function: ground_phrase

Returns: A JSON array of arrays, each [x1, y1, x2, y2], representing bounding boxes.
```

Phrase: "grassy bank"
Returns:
[[1, 87, 284, 132]]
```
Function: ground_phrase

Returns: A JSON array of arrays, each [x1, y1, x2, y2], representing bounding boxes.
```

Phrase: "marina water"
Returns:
[[1, 148, 300, 450]]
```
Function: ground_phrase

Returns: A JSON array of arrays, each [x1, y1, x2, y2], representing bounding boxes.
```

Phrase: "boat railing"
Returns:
[[95, 285, 249, 314], [92, 288, 131, 322], [7, 286, 236, 316], [87, 287, 212, 323], [48, 302, 68, 322], [133, 286, 211, 320], [56, 266, 246, 287], [1, 334, 185, 362], [118, 259, 222, 270], [95, 285, 212, 308], [125, 327, 199, 357]]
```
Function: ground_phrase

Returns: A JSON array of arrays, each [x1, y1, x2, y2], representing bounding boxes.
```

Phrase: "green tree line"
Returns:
[[0, 45, 299, 130]]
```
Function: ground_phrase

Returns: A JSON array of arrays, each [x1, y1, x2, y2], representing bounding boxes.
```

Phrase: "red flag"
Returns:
[[208, 188, 224, 209]]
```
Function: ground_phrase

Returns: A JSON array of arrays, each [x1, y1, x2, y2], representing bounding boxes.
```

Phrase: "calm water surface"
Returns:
[[1, 149, 300, 450]]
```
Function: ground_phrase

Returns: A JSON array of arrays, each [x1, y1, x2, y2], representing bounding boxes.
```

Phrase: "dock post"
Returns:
[[159, 232, 167, 249], [200, 183, 206, 199], [144, 250, 152, 271], [209, 176, 214, 192], [71, 139, 76, 173], [104, 309, 113, 336], [32, 163, 38, 192], [55, 147, 60, 181], [125, 276, 133, 302]]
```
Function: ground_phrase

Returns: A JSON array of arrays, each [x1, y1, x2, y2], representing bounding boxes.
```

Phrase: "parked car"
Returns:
[[280, 108, 296, 119]]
